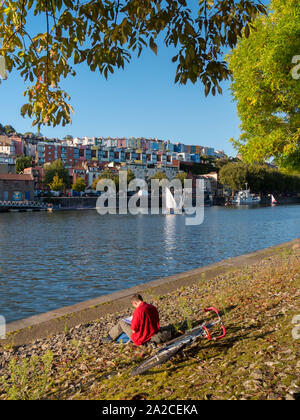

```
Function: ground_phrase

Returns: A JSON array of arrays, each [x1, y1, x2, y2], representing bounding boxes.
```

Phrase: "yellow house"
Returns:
[[91, 146, 98, 161], [158, 141, 165, 151], [134, 149, 143, 164]]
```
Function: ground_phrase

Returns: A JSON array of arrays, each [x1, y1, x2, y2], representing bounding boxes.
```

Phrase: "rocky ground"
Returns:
[[0, 246, 299, 400]]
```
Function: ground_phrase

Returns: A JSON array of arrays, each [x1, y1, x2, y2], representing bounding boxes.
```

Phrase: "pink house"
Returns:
[[10, 136, 24, 156], [117, 138, 127, 148]]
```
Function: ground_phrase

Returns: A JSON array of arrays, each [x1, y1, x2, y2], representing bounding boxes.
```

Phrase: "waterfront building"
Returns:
[[0, 173, 35, 201], [194, 172, 224, 201], [24, 167, 45, 192]]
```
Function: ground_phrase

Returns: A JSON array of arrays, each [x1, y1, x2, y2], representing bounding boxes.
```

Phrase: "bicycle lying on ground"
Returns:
[[130, 307, 226, 376]]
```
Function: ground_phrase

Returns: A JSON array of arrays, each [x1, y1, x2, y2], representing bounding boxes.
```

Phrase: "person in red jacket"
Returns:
[[102, 294, 160, 346]]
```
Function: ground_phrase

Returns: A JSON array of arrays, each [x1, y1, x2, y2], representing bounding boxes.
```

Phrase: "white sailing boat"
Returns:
[[165, 187, 184, 214], [271, 194, 277, 205], [177, 195, 184, 213]]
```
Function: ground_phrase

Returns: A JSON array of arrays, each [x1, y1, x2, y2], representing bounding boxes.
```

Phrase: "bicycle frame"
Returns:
[[168, 306, 226, 343], [130, 306, 226, 376], [202, 306, 227, 340], [151, 307, 226, 358]]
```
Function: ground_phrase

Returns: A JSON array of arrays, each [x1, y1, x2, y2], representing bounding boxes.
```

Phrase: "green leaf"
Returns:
[[244, 24, 250, 39], [149, 37, 158, 56], [205, 82, 211, 97]]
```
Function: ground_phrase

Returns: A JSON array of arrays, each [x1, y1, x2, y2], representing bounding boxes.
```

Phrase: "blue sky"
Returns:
[[0, 33, 241, 157]]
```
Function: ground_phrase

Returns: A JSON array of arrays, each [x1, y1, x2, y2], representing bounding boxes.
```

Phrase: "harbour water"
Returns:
[[1, 204, 300, 323]]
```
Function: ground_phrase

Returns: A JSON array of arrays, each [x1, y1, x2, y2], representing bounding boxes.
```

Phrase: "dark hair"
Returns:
[[131, 294, 143, 302]]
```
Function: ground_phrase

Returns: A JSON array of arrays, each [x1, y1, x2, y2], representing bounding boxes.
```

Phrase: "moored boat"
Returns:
[[233, 184, 261, 205], [271, 194, 277, 205]]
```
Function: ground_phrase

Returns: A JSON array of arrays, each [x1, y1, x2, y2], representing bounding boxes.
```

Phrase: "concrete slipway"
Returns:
[[2, 238, 300, 347]]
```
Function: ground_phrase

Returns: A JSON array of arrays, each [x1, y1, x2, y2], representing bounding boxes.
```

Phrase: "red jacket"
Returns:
[[131, 302, 160, 345]]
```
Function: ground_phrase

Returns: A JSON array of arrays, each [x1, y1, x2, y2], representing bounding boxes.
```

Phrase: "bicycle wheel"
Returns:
[[130, 345, 184, 376], [130, 325, 206, 376]]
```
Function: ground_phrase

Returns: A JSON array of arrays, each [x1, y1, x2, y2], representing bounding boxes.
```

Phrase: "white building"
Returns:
[[215, 150, 227, 159], [0, 137, 15, 156], [176, 152, 192, 162], [120, 163, 179, 180], [73, 137, 83, 146]]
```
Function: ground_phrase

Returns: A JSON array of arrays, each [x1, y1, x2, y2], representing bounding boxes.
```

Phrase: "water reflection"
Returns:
[[163, 215, 177, 253]]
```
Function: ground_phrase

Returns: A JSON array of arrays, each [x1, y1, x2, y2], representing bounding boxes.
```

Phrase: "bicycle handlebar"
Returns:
[[204, 306, 220, 316], [203, 307, 226, 340]]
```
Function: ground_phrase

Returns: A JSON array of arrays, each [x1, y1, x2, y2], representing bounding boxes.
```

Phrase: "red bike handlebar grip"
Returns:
[[215, 325, 226, 340], [204, 307, 226, 340], [203, 306, 219, 315]]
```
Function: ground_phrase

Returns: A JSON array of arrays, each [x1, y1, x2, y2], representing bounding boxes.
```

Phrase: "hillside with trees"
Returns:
[[219, 162, 300, 195]]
